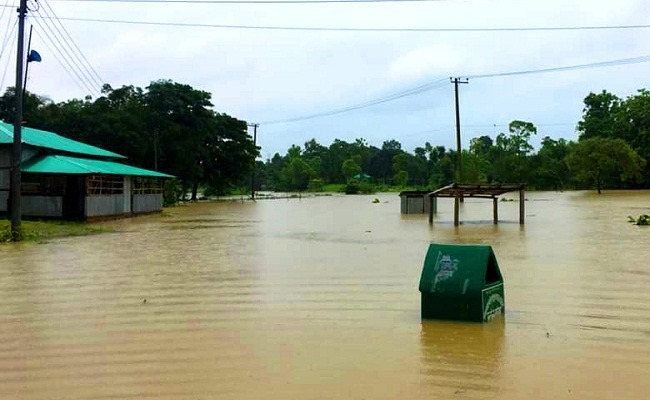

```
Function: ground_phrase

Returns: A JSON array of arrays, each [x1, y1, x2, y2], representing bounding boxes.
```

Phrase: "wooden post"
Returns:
[[493, 197, 498, 224], [428, 195, 433, 224], [432, 196, 437, 214], [454, 194, 460, 226], [519, 189, 525, 225]]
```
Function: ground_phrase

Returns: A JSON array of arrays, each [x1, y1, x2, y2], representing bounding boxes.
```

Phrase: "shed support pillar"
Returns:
[[428, 195, 433, 224], [493, 197, 498, 224], [454, 194, 460, 226], [519, 189, 525, 225]]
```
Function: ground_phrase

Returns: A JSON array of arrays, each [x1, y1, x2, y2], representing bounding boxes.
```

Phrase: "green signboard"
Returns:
[[481, 283, 505, 322]]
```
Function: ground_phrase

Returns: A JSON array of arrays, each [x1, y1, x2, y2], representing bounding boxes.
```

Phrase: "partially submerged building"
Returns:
[[0, 122, 173, 219]]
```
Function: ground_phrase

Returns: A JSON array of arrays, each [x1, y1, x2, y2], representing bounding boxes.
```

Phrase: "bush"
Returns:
[[307, 178, 324, 192], [163, 178, 183, 206], [344, 181, 375, 194]]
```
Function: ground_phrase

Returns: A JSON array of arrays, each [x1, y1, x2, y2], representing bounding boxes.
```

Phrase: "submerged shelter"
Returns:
[[0, 122, 173, 219]]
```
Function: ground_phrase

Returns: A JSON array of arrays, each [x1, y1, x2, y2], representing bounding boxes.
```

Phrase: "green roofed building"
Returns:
[[0, 122, 173, 219]]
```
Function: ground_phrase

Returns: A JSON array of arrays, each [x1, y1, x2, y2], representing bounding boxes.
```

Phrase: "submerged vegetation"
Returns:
[[627, 215, 650, 226], [0, 220, 112, 243]]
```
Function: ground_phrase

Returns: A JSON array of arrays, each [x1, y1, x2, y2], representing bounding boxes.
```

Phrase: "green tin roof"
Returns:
[[22, 154, 174, 178], [0, 121, 125, 159]]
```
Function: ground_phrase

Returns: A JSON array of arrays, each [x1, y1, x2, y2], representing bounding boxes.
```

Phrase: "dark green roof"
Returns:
[[22, 154, 174, 178], [0, 121, 125, 159]]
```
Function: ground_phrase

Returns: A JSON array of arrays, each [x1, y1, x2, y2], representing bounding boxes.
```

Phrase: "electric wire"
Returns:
[[260, 79, 448, 124], [0, 6, 17, 62], [466, 54, 650, 79], [31, 18, 99, 95], [39, 0, 104, 85], [0, 21, 17, 93], [33, 3, 103, 90], [31, 16, 650, 32], [48, 0, 466, 4], [261, 54, 650, 126]]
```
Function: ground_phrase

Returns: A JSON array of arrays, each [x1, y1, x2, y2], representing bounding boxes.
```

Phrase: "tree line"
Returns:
[[256, 90, 649, 194], [1, 83, 647, 197], [0, 80, 257, 201]]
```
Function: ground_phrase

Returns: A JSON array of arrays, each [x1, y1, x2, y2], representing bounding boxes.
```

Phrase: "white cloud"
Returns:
[[390, 45, 463, 82]]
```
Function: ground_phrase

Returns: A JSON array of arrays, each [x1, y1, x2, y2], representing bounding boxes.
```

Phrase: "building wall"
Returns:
[[85, 195, 125, 217], [0, 148, 10, 212], [133, 194, 163, 213], [399, 195, 431, 214], [123, 176, 132, 213], [0, 147, 41, 212], [23, 196, 63, 217]]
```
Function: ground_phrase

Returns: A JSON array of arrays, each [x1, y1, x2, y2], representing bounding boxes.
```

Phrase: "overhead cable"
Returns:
[[33, 4, 102, 90], [49, 0, 463, 4], [260, 79, 448, 125], [0, 20, 17, 92], [40, 0, 104, 85], [31, 18, 99, 95], [32, 16, 650, 32], [466, 54, 650, 79]]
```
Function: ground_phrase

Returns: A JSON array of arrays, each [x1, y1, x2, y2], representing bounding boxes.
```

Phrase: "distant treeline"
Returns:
[[0, 81, 257, 200], [1, 84, 648, 197], [256, 90, 649, 194]]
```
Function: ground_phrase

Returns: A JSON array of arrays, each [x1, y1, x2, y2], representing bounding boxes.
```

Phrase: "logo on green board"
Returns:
[[482, 283, 504, 321]]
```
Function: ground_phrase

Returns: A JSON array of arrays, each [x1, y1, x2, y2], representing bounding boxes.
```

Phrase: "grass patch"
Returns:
[[320, 184, 346, 193], [0, 220, 113, 243]]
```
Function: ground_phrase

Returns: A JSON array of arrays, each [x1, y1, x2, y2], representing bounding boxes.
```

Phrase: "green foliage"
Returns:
[[344, 181, 375, 194], [566, 137, 645, 193], [628, 215, 650, 225], [307, 178, 324, 192], [163, 178, 183, 206], [2, 81, 257, 202]]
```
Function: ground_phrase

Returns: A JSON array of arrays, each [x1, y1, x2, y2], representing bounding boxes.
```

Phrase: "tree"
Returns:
[[577, 90, 621, 139], [341, 158, 361, 179], [566, 137, 645, 193], [284, 158, 313, 192]]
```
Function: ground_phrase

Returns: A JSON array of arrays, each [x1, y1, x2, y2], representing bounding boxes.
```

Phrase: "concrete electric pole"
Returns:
[[10, 0, 28, 240]]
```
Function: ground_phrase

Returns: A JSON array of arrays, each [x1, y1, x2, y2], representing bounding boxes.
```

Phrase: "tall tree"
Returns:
[[566, 137, 645, 193]]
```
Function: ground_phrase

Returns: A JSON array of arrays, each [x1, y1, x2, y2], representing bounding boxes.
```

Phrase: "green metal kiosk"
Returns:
[[419, 244, 505, 322]]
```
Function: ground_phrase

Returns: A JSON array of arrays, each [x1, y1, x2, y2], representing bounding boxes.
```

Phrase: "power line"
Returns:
[[31, 16, 650, 32], [260, 79, 448, 124], [466, 54, 650, 79], [0, 20, 17, 92], [39, 0, 104, 86], [32, 4, 102, 94], [0, 6, 17, 61], [48, 0, 463, 4], [31, 18, 99, 95], [261, 54, 650, 126], [33, 4, 102, 90]]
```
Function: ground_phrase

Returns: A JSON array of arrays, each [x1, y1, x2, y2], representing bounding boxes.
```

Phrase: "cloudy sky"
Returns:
[[1, 0, 649, 158]]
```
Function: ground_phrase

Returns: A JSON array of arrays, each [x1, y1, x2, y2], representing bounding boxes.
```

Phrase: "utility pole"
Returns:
[[451, 77, 468, 184], [10, 0, 28, 241], [248, 123, 259, 200]]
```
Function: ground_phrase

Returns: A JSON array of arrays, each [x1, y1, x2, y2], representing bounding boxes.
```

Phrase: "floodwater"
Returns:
[[1, 191, 649, 399]]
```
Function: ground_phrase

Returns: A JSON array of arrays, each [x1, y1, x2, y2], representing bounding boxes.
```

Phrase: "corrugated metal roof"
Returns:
[[22, 154, 174, 178], [0, 121, 125, 159]]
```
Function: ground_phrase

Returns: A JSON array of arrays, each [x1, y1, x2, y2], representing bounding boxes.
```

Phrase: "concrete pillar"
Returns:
[[519, 189, 525, 225]]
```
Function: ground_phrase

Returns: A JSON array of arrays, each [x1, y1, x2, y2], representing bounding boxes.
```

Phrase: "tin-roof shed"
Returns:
[[0, 122, 173, 219]]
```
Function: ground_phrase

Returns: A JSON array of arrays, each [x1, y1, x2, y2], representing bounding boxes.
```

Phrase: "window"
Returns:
[[133, 177, 163, 195], [21, 174, 66, 195], [86, 175, 124, 195]]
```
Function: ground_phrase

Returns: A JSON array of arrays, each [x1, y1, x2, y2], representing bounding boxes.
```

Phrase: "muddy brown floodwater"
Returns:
[[1, 190, 649, 399]]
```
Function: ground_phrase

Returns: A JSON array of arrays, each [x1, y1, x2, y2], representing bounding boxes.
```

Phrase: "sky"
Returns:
[[1, 0, 649, 159]]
